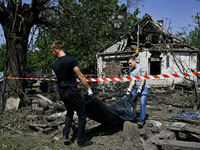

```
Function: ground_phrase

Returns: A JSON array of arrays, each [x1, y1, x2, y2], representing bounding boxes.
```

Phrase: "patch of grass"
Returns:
[[0, 132, 40, 150]]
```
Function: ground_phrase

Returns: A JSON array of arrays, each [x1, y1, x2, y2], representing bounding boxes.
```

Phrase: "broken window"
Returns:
[[166, 55, 170, 68], [120, 61, 130, 76], [149, 58, 161, 75]]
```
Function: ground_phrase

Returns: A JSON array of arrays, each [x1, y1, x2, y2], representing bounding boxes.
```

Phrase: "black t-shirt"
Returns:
[[52, 55, 78, 90]]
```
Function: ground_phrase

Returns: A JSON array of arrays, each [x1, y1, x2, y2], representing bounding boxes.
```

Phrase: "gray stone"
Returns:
[[54, 136, 60, 141], [123, 121, 141, 144], [35, 107, 43, 115], [38, 99, 48, 110], [149, 120, 162, 128], [4, 97, 20, 111], [32, 99, 39, 110]]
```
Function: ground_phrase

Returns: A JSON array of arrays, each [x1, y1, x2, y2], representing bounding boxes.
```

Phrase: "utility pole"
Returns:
[[196, 12, 200, 29]]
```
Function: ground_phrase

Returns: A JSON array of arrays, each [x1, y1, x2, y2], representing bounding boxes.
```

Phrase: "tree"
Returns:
[[187, 13, 200, 50], [0, 0, 56, 110], [0, 43, 6, 71], [35, 0, 120, 73], [0, 0, 143, 110], [34, 0, 140, 74]]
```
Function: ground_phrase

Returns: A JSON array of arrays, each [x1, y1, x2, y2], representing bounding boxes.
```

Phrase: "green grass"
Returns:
[[0, 132, 40, 150]]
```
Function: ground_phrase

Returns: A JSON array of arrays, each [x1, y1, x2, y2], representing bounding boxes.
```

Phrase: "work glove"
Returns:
[[137, 87, 142, 94], [87, 87, 93, 96], [126, 89, 131, 95]]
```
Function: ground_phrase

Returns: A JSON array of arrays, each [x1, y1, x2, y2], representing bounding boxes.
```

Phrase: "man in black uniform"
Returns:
[[51, 40, 93, 147]]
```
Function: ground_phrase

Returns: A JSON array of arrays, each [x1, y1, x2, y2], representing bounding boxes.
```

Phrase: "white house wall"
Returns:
[[97, 50, 198, 87], [167, 52, 197, 73], [137, 51, 198, 86], [103, 36, 128, 53], [137, 49, 151, 66], [168, 52, 198, 85]]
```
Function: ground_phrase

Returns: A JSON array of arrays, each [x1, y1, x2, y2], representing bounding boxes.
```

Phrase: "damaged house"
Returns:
[[96, 14, 200, 86]]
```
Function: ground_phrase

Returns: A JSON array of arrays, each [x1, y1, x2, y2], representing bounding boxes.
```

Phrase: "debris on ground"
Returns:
[[0, 84, 200, 150]]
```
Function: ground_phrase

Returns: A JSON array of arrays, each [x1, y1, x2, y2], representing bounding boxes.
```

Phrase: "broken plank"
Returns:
[[182, 126, 200, 135], [36, 94, 53, 105], [29, 123, 48, 128], [167, 125, 200, 135], [167, 125, 185, 132], [3, 126, 22, 134], [174, 118, 200, 125], [153, 139, 200, 149]]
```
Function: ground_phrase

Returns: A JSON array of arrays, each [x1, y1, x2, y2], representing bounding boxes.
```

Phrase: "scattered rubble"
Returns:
[[0, 85, 200, 150]]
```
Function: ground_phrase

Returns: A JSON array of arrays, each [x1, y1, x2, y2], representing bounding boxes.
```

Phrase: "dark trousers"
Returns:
[[59, 89, 86, 145]]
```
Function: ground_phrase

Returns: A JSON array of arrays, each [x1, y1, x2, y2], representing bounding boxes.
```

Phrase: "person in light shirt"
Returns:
[[126, 56, 150, 127]]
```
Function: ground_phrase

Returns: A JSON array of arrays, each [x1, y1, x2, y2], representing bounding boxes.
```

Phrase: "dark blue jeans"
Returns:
[[59, 89, 86, 145], [131, 87, 150, 124]]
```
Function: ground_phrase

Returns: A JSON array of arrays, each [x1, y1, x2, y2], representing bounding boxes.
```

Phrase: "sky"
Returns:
[[0, 0, 200, 44], [122, 0, 200, 34]]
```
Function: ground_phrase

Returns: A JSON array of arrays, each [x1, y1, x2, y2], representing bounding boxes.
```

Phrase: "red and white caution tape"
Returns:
[[83, 72, 200, 82], [0, 78, 6, 82], [0, 72, 200, 82], [3, 77, 57, 81]]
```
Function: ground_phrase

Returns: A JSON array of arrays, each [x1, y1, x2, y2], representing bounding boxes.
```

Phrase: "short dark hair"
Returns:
[[128, 56, 136, 62], [51, 40, 65, 50]]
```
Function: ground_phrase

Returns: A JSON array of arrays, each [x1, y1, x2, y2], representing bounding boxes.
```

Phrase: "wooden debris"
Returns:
[[36, 94, 53, 105], [142, 130, 175, 150], [173, 118, 200, 125], [148, 124, 200, 149], [48, 111, 67, 117], [45, 116, 58, 121], [3, 125, 22, 134], [28, 120, 65, 133], [29, 123, 48, 128], [167, 125, 200, 135], [26, 115, 39, 121], [153, 139, 200, 149]]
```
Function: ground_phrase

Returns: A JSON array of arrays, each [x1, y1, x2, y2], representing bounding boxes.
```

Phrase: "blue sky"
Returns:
[[121, 0, 200, 34], [0, 0, 200, 44]]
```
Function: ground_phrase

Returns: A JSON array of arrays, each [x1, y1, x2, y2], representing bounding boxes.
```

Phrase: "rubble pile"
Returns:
[[0, 85, 200, 149]]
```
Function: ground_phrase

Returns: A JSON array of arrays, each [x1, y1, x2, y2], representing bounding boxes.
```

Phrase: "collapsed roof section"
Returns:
[[99, 14, 198, 55]]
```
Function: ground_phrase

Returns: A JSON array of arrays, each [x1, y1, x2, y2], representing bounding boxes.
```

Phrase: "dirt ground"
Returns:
[[0, 82, 200, 150]]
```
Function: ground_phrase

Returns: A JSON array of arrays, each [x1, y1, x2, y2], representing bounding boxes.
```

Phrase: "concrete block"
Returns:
[[35, 107, 43, 115], [32, 99, 39, 110], [5, 97, 20, 111]]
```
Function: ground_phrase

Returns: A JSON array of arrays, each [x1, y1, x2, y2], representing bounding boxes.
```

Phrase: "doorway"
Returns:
[[150, 59, 161, 75]]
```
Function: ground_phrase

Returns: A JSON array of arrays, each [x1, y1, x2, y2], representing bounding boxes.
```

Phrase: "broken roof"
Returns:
[[99, 14, 199, 54]]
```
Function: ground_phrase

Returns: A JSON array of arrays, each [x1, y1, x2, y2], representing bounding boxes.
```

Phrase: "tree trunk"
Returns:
[[0, 0, 55, 110], [0, 16, 31, 111], [0, 35, 29, 110]]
